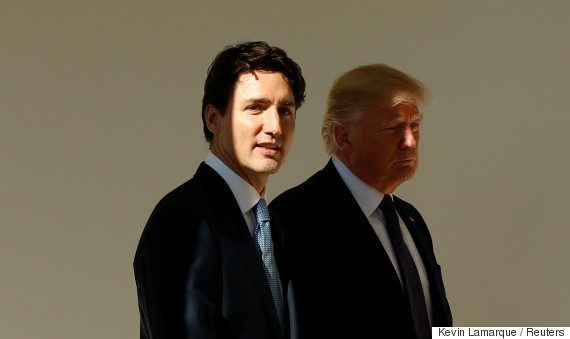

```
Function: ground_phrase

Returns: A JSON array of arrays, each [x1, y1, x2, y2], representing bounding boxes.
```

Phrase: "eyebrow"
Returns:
[[396, 116, 423, 125], [379, 114, 423, 128], [245, 98, 296, 106]]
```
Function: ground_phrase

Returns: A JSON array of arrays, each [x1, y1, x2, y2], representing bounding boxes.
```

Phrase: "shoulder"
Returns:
[[393, 195, 421, 217], [134, 175, 219, 268], [393, 195, 427, 226], [143, 163, 230, 231], [136, 168, 220, 250], [270, 165, 331, 211], [393, 195, 434, 242], [148, 178, 201, 226]]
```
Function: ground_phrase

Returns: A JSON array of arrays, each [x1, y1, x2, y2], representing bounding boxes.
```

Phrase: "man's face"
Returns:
[[345, 100, 422, 193], [211, 71, 296, 188]]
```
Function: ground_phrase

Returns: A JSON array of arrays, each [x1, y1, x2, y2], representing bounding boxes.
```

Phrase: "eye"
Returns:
[[381, 126, 398, 132], [278, 107, 294, 116], [245, 104, 263, 113], [410, 123, 420, 131], [246, 104, 261, 110]]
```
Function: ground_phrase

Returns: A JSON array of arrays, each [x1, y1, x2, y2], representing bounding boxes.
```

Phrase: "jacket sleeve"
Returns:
[[134, 209, 224, 339]]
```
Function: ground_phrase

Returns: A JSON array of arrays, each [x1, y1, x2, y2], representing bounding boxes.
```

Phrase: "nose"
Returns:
[[263, 109, 282, 137], [400, 125, 417, 149]]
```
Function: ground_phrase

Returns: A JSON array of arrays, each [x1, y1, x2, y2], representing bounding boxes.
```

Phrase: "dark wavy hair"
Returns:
[[201, 41, 306, 143]]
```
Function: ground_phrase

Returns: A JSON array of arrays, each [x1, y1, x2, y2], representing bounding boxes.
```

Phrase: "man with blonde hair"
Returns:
[[270, 64, 452, 339]]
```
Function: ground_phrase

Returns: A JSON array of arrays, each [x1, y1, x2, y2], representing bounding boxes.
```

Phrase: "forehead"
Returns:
[[364, 100, 422, 122], [230, 71, 294, 107], [391, 102, 421, 118], [234, 71, 290, 91]]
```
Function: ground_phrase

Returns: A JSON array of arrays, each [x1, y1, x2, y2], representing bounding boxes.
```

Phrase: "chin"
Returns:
[[400, 170, 416, 182], [394, 164, 417, 180], [253, 159, 282, 174]]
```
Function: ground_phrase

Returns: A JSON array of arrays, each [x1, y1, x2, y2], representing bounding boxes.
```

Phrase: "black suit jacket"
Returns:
[[269, 160, 452, 339], [134, 163, 294, 339]]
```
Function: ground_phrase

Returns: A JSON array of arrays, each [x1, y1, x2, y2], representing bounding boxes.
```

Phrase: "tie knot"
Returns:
[[256, 198, 270, 224], [379, 194, 396, 214]]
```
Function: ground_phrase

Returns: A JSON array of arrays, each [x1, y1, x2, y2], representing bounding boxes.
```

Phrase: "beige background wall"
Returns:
[[2, 1, 569, 337]]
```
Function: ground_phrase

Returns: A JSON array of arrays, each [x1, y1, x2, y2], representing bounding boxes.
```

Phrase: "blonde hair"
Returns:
[[321, 64, 428, 155]]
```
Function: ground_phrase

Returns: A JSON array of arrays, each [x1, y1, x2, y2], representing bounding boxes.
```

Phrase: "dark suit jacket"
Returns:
[[134, 162, 294, 339], [269, 160, 452, 339]]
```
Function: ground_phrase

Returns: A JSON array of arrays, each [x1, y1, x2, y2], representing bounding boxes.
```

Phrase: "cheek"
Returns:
[[367, 139, 393, 163], [287, 120, 296, 136], [282, 119, 295, 138], [233, 116, 258, 137], [219, 119, 235, 144]]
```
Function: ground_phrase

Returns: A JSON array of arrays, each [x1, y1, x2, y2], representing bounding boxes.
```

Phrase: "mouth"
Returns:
[[257, 142, 281, 151], [396, 159, 416, 164]]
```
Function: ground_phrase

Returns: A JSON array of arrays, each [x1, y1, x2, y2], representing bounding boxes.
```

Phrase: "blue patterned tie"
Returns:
[[254, 198, 285, 329]]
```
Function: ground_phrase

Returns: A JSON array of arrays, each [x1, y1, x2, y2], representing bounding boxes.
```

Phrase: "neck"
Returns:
[[335, 153, 400, 194], [211, 148, 268, 194]]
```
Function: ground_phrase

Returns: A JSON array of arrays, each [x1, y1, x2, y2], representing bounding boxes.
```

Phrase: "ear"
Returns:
[[332, 123, 352, 153], [204, 105, 221, 135]]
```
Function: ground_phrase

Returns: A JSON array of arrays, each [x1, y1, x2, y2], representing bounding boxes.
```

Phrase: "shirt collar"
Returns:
[[331, 155, 387, 218], [205, 152, 262, 214]]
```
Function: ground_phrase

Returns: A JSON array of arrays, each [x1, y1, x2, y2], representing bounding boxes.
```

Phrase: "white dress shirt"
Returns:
[[332, 156, 433, 324], [205, 152, 283, 294], [205, 152, 262, 236]]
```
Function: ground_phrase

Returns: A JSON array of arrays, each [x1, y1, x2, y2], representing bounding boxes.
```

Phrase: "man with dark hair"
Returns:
[[134, 41, 305, 339], [270, 64, 452, 339]]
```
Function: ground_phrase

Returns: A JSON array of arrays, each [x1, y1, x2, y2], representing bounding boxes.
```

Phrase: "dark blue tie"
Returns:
[[379, 194, 430, 339], [254, 198, 285, 329]]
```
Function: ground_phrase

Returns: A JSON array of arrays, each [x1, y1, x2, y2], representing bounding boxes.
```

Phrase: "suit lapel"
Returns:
[[394, 201, 433, 268], [320, 161, 405, 290], [194, 163, 284, 338], [394, 196, 450, 325]]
